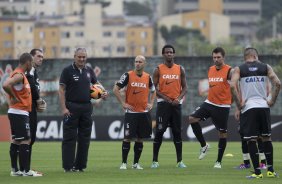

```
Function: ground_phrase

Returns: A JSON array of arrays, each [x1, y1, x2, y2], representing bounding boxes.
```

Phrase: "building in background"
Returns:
[[34, 23, 60, 58], [0, 1, 154, 58], [1, 0, 261, 58], [126, 25, 153, 57], [0, 17, 34, 59], [158, 0, 261, 43]]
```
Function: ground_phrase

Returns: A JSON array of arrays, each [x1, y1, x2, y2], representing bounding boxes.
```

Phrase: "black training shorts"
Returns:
[[155, 101, 182, 134], [124, 112, 152, 139], [8, 113, 30, 141], [190, 102, 230, 133], [240, 108, 271, 139]]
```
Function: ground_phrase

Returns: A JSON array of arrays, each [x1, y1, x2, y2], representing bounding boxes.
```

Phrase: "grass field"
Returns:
[[0, 141, 281, 184]]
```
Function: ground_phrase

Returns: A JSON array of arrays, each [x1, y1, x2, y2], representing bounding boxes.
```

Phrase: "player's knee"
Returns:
[[123, 139, 131, 142], [261, 136, 271, 142], [154, 131, 164, 143], [188, 116, 199, 124], [219, 131, 227, 138], [173, 134, 182, 142]]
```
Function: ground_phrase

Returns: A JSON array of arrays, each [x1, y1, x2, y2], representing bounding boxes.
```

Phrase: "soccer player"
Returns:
[[25, 49, 46, 176], [113, 55, 156, 170], [231, 47, 281, 179], [151, 44, 187, 168], [235, 108, 267, 170], [188, 47, 232, 169], [3, 53, 42, 176]]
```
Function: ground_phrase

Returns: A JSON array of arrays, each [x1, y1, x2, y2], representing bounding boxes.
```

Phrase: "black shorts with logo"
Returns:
[[124, 112, 152, 139], [190, 102, 230, 132], [8, 113, 30, 141], [155, 101, 182, 134], [240, 108, 271, 139]]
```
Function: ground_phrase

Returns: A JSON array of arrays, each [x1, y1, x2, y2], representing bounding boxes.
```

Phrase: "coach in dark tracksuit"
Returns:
[[59, 47, 107, 172], [25, 49, 45, 169]]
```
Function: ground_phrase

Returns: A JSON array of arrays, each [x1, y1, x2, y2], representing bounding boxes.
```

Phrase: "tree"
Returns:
[[261, 0, 282, 20], [256, 0, 282, 40], [159, 25, 206, 55], [123, 1, 152, 17]]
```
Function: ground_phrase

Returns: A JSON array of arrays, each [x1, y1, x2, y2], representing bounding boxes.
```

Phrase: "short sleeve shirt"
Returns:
[[60, 63, 97, 103]]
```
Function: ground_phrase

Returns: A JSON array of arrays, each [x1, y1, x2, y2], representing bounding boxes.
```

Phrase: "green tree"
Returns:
[[257, 0, 282, 40], [123, 1, 152, 17], [261, 0, 282, 20], [159, 25, 206, 56]]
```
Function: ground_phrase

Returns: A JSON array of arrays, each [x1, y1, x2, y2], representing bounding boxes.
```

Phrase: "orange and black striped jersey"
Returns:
[[207, 64, 232, 105], [158, 63, 181, 100], [9, 68, 32, 112]]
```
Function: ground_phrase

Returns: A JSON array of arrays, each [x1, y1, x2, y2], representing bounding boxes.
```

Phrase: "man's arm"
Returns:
[[178, 66, 187, 100], [230, 67, 242, 109], [2, 73, 23, 103], [171, 66, 187, 105], [227, 68, 234, 80], [58, 84, 69, 116], [113, 84, 133, 111], [266, 64, 281, 107], [147, 77, 156, 111], [26, 68, 40, 101]]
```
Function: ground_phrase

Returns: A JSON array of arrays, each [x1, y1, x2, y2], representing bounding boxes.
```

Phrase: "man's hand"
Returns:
[[36, 98, 47, 112]]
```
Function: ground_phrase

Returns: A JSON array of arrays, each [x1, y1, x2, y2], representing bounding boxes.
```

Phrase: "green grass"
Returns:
[[0, 141, 281, 184]]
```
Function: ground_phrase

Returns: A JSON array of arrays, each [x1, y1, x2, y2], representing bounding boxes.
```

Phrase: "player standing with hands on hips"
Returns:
[[3, 53, 42, 176], [230, 47, 280, 179], [113, 55, 156, 170], [59, 47, 108, 172]]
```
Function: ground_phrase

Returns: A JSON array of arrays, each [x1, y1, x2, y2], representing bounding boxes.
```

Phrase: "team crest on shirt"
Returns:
[[248, 67, 258, 71], [158, 124, 163, 130], [87, 72, 90, 78], [73, 74, 79, 81]]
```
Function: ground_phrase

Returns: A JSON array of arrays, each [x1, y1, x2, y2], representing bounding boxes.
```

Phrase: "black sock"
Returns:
[[241, 139, 250, 165], [248, 141, 260, 175], [153, 132, 163, 162], [217, 138, 226, 163], [257, 139, 266, 164], [174, 141, 182, 162], [10, 143, 19, 171], [19, 144, 30, 172], [133, 142, 143, 164], [122, 141, 130, 164], [263, 141, 274, 172], [191, 123, 206, 147], [29, 145, 33, 167]]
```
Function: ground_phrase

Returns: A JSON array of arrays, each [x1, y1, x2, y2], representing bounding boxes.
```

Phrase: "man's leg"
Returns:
[[257, 138, 266, 168], [133, 141, 143, 164], [29, 106, 37, 166], [62, 114, 78, 171], [152, 130, 164, 163], [122, 140, 131, 164], [248, 139, 261, 175], [217, 132, 227, 163], [189, 117, 209, 160], [74, 106, 93, 170]]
